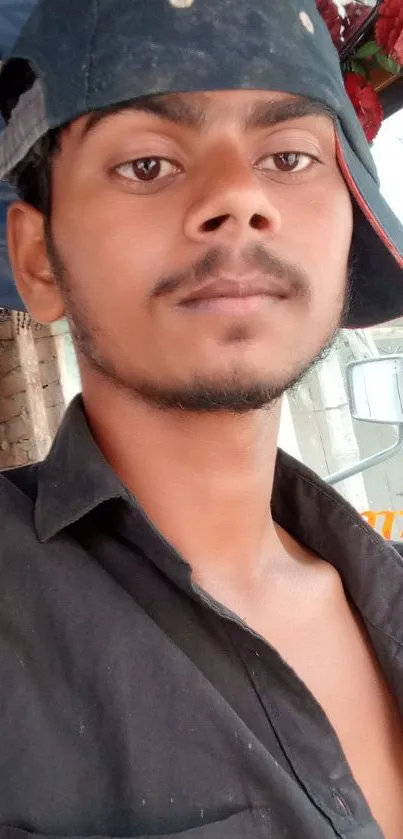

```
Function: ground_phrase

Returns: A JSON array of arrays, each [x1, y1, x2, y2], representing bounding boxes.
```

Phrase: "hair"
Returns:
[[7, 129, 61, 218]]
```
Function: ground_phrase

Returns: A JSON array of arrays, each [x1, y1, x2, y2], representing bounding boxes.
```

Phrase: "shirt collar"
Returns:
[[272, 452, 403, 652], [35, 395, 129, 542]]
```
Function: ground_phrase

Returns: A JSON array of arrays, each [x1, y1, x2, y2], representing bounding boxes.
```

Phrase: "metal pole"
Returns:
[[324, 424, 403, 486]]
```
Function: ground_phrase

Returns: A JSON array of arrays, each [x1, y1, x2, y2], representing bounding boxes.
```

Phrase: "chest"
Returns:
[[0, 536, 401, 839], [225, 575, 403, 839]]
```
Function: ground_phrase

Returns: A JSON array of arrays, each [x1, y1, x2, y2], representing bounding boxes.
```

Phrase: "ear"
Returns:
[[7, 201, 66, 324]]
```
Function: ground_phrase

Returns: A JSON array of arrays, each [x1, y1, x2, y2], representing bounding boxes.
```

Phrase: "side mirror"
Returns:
[[325, 354, 403, 485], [346, 355, 403, 425]]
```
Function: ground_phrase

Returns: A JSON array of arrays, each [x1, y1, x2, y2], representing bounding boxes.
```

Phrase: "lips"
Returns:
[[180, 277, 288, 305]]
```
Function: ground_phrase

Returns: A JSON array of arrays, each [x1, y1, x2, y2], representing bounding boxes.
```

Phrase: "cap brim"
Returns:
[[336, 125, 403, 329], [0, 79, 49, 181]]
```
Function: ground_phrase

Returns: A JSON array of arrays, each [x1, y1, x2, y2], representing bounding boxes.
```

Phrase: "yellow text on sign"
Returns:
[[361, 510, 403, 541]]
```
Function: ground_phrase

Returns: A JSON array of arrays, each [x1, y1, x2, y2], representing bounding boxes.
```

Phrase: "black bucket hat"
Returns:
[[0, 0, 402, 328]]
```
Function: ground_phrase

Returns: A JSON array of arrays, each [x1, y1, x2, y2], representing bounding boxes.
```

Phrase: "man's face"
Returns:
[[46, 89, 353, 411]]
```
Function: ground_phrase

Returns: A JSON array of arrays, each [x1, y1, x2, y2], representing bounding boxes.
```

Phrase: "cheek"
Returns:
[[284, 179, 353, 291], [52, 190, 180, 305], [318, 180, 353, 257]]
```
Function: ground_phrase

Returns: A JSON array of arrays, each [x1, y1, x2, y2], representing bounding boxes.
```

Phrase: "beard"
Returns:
[[45, 225, 351, 414]]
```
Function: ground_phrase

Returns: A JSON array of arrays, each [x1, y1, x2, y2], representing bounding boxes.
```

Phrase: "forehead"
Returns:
[[71, 89, 334, 142]]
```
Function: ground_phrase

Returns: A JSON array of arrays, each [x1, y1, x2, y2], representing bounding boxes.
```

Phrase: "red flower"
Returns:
[[376, 0, 403, 65], [344, 72, 384, 142], [316, 0, 343, 49]]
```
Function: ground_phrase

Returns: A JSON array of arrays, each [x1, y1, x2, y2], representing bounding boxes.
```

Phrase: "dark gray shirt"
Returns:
[[0, 396, 402, 839]]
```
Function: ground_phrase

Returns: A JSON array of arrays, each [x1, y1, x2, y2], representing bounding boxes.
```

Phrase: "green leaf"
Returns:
[[350, 59, 368, 78], [376, 53, 401, 74], [355, 40, 381, 59]]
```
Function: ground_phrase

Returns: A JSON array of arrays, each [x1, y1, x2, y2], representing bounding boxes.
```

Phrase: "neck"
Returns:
[[81, 371, 284, 588]]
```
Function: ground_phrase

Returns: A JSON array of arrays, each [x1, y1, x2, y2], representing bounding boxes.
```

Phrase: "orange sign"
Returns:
[[361, 510, 403, 540]]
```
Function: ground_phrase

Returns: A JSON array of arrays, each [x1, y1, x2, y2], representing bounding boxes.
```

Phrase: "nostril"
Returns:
[[202, 215, 230, 232], [250, 214, 270, 231], [201, 214, 270, 233]]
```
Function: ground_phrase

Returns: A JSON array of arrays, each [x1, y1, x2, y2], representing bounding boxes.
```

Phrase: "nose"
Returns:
[[183, 146, 281, 245]]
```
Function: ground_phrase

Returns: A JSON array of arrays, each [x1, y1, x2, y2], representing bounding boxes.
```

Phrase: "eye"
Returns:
[[115, 157, 181, 182], [257, 152, 318, 174]]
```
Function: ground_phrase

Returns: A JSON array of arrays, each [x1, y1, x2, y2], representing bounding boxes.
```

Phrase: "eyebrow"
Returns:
[[244, 98, 333, 129], [80, 93, 334, 141]]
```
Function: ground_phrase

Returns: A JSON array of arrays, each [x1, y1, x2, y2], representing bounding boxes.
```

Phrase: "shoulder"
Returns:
[[0, 462, 39, 543], [0, 462, 39, 502]]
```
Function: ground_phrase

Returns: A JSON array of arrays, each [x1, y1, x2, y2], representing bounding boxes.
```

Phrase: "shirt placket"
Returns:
[[192, 583, 384, 839]]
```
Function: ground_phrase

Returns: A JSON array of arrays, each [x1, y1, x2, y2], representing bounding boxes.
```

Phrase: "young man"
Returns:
[[0, 0, 403, 836]]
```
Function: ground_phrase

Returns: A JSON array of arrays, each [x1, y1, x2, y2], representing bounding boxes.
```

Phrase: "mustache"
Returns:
[[152, 245, 311, 300]]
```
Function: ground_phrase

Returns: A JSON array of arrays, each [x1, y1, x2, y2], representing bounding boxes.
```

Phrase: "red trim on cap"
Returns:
[[335, 133, 403, 269]]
